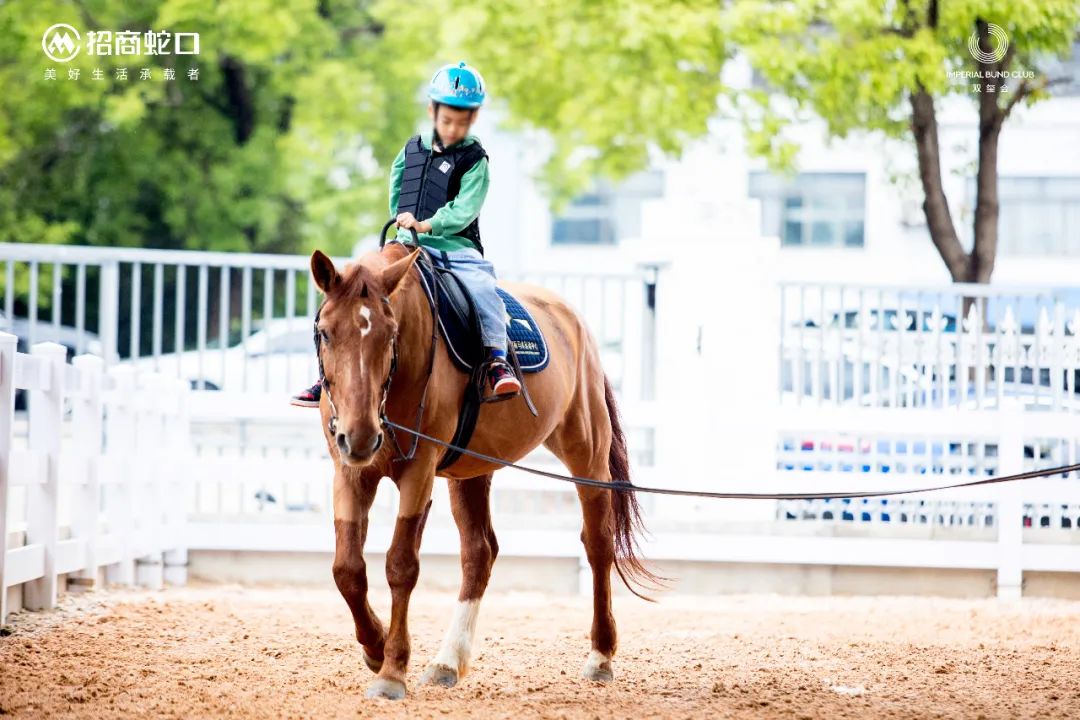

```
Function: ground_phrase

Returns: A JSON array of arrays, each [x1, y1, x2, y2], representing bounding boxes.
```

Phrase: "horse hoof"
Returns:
[[365, 677, 406, 700], [362, 648, 383, 674], [421, 663, 459, 687], [582, 651, 614, 683]]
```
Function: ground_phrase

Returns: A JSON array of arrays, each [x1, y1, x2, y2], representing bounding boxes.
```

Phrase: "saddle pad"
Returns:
[[414, 260, 550, 374]]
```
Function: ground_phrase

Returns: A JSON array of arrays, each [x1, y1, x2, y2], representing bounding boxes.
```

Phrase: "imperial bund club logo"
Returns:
[[968, 23, 1009, 64], [42, 23, 81, 63]]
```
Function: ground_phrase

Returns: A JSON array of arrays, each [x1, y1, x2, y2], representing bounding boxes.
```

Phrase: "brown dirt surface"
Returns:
[[1, 582, 1079, 719]]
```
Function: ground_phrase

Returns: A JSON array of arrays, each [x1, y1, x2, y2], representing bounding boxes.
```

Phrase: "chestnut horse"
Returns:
[[310, 241, 659, 700]]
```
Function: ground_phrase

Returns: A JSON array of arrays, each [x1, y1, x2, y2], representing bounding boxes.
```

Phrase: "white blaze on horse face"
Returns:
[[430, 599, 482, 676], [358, 304, 372, 338]]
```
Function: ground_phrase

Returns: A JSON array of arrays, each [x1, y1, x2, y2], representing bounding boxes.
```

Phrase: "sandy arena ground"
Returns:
[[1, 582, 1079, 719]]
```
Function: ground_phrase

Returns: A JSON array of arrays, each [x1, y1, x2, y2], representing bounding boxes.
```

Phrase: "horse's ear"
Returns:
[[311, 251, 339, 294], [382, 247, 421, 297]]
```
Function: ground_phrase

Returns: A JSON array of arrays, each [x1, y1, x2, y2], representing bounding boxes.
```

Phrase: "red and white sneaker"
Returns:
[[487, 359, 521, 397], [290, 379, 322, 408]]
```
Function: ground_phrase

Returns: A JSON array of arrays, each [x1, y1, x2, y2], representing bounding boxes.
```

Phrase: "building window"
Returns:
[[749, 172, 866, 248], [1044, 39, 1080, 97], [551, 192, 616, 246], [551, 170, 664, 246], [966, 176, 1080, 256]]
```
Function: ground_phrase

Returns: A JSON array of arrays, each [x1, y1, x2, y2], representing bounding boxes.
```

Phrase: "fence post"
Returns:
[[105, 366, 136, 586], [639, 263, 660, 402], [0, 332, 18, 624], [23, 342, 67, 610], [134, 374, 164, 590], [99, 260, 120, 366], [163, 378, 189, 586], [71, 355, 104, 589], [997, 410, 1025, 601]]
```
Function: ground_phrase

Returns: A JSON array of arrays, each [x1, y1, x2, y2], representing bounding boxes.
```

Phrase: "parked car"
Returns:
[[124, 316, 319, 393], [780, 379, 1072, 479], [802, 307, 958, 333]]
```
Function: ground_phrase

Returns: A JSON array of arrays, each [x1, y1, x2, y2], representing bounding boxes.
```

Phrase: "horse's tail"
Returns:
[[604, 374, 670, 602]]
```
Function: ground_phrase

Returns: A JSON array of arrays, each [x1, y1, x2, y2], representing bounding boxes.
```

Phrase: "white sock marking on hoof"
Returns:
[[430, 599, 481, 677], [582, 649, 614, 682], [421, 663, 459, 687]]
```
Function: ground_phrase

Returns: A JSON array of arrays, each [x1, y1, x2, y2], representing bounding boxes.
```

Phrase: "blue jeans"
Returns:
[[423, 245, 508, 353]]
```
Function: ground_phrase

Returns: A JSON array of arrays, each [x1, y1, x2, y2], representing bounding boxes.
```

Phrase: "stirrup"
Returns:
[[481, 388, 519, 403], [480, 359, 520, 403]]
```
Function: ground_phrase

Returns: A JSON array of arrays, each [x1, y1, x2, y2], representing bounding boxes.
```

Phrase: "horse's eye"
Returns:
[[319, 329, 330, 344]]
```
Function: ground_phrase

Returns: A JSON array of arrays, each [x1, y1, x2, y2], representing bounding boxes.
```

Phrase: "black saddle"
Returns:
[[413, 249, 550, 374], [392, 238, 545, 471]]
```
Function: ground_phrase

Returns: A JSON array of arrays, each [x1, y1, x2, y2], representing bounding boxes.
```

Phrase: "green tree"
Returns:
[[0, 0, 444, 257], [462, 0, 1080, 283], [458, 0, 729, 208]]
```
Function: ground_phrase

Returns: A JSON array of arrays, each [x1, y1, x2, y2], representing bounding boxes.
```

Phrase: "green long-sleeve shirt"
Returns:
[[388, 131, 489, 252]]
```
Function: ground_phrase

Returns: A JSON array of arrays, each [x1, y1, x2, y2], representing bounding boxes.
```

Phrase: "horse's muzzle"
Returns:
[[336, 429, 383, 464]]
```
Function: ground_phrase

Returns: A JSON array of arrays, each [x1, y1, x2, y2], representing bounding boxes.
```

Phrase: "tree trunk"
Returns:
[[909, 86, 970, 282], [220, 55, 256, 145], [969, 17, 1014, 286], [972, 95, 1003, 285]]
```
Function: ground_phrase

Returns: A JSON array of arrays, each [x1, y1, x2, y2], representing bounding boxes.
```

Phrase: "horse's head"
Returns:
[[310, 245, 421, 466]]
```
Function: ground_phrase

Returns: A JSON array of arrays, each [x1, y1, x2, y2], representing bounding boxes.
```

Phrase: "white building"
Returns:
[[471, 44, 1080, 286]]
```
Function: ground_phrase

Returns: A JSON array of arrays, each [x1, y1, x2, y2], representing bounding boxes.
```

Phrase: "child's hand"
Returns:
[[395, 213, 432, 234]]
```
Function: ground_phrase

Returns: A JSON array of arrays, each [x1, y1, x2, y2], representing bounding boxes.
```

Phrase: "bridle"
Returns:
[[316, 223, 439, 465]]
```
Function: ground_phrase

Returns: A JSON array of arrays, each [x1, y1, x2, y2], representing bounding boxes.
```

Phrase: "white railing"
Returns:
[[7, 240, 1080, 600], [0, 332, 189, 624], [0, 242, 656, 400], [778, 282, 1080, 411], [162, 265, 1080, 600], [769, 281, 1080, 597]]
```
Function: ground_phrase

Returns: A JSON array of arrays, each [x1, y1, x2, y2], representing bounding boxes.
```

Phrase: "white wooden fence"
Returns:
[[4, 239, 1080, 603], [0, 332, 189, 625], [768, 281, 1080, 598]]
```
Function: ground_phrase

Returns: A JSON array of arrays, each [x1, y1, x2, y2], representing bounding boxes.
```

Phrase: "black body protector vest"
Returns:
[[395, 134, 488, 254]]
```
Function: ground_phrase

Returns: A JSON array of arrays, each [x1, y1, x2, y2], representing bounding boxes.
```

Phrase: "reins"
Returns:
[[378, 418, 1080, 501], [319, 221, 1080, 500]]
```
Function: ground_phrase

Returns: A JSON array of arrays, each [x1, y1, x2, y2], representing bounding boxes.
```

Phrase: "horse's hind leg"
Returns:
[[331, 465, 386, 674], [421, 474, 499, 688], [546, 435, 618, 683], [573, 477, 618, 682]]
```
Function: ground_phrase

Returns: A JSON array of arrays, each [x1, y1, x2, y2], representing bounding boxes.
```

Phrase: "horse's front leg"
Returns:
[[332, 465, 386, 673], [421, 474, 498, 687], [365, 460, 436, 700]]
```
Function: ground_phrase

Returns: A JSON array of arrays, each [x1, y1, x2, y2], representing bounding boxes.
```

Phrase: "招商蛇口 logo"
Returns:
[[40, 23, 200, 62], [42, 23, 81, 62]]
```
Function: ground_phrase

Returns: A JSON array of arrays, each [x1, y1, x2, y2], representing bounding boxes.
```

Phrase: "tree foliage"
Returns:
[[0, 0, 445, 256], [458, 0, 729, 208], [460, 0, 1080, 280], [721, 0, 1079, 282], [3, 0, 1078, 284]]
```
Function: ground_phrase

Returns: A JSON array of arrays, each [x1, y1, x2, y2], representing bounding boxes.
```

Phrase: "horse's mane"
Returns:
[[334, 243, 413, 300]]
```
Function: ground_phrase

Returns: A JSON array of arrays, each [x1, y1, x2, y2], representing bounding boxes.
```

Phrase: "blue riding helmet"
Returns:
[[428, 61, 486, 109]]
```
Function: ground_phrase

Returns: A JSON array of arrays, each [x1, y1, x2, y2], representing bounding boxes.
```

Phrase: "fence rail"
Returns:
[[0, 242, 655, 399], [0, 332, 189, 624]]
